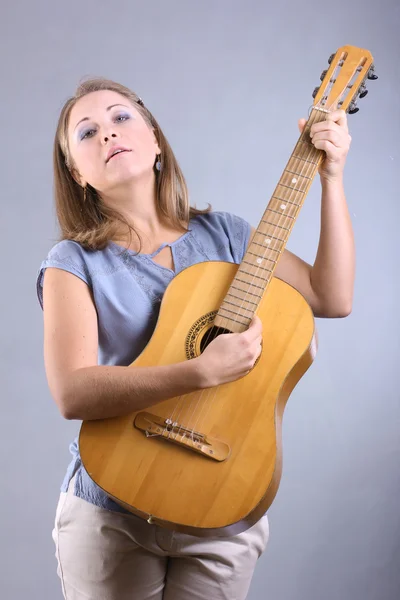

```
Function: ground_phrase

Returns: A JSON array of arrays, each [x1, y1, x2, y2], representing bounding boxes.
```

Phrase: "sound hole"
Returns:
[[199, 325, 232, 354]]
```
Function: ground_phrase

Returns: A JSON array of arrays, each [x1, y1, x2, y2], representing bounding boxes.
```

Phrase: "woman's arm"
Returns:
[[42, 268, 206, 421]]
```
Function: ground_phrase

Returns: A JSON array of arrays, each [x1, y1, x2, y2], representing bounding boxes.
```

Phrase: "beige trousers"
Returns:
[[52, 474, 270, 600]]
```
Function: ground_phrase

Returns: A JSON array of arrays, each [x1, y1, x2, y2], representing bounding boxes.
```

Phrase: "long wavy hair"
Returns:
[[53, 77, 212, 251]]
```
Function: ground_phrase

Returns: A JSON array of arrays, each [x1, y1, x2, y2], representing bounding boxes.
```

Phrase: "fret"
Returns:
[[296, 139, 314, 151], [278, 182, 305, 193], [261, 219, 290, 232], [235, 277, 265, 291], [278, 173, 309, 193], [226, 291, 258, 306], [220, 305, 253, 318], [247, 251, 277, 264], [272, 195, 300, 206], [288, 154, 316, 167], [223, 297, 257, 310], [239, 267, 268, 282], [287, 158, 315, 178], [254, 229, 285, 243], [231, 285, 260, 298], [268, 201, 298, 219], [267, 208, 295, 219], [288, 155, 317, 169], [269, 200, 297, 215], [242, 260, 274, 273], [252, 241, 282, 254], [218, 313, 249, 327], [292, 155, 318, 165], [285, 168, 311, 180], [275, 185, 305, 201]]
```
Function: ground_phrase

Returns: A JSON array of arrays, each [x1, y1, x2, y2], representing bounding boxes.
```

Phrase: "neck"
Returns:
[[101, 171, 166, 237]]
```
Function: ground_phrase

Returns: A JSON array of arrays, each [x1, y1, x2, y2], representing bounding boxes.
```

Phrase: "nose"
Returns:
[[102, 132, 117, 144]]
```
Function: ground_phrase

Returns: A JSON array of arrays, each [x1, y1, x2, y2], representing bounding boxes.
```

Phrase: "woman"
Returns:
[[37, 77, 354, 599]]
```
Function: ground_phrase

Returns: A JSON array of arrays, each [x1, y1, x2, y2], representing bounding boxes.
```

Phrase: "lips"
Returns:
[[106, 147, 131, 163]]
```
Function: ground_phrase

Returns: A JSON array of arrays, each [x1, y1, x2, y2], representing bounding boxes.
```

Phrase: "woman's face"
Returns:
[[67, 90, 160, 193]]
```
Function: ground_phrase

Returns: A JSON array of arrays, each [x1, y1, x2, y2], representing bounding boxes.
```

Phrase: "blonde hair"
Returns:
[[53, 76, 211, 251]]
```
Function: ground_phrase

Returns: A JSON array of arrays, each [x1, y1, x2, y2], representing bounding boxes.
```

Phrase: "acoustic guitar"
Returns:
[[79, 45, 376, 536]]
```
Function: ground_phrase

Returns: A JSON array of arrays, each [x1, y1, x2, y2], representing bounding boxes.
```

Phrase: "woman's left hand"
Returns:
[[298, 109, 351, 183]]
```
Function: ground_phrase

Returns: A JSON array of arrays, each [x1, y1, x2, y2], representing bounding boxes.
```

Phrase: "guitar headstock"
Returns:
[[311, 45, 377, 115]]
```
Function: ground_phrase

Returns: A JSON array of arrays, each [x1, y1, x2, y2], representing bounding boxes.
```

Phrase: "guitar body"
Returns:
[[80, 260, 316, 536]]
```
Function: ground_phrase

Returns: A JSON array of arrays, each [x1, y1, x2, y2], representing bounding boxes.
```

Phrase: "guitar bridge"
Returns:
[[134, 412, 230, 462]]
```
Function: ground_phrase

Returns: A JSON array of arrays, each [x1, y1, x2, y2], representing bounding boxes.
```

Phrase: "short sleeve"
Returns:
[[212, 211, 252, 264], [36, 240, 92, 310]]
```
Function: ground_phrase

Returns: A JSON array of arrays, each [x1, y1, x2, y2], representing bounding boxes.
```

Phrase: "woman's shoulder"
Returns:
[[192, 209, 250, 234], [191, 209, 252, 263], [36, 239, 101, 310], [39, 238, 96, 279], [42, 238, 95, 260]]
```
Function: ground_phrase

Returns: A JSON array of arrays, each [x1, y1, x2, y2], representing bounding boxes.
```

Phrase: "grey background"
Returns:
[[1, 0, 399, 598]]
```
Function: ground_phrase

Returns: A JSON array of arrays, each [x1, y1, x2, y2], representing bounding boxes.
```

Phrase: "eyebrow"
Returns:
[[73, 104, 130, 132]]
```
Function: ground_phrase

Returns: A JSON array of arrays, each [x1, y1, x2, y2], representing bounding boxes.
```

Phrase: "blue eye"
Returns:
[[115, 113, 130, 123], [80, 113, 130, 140], [81, 129, 95, 140]]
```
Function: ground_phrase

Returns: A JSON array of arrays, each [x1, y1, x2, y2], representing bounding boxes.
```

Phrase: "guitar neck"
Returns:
[[215, 108, 327, 333]]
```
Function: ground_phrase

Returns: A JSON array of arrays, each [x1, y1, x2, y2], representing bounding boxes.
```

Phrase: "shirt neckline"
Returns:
[[109, 229, 192, 258]]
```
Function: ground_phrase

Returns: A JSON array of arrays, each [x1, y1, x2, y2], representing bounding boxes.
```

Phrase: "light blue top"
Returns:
[[37, 210, 252, 513]]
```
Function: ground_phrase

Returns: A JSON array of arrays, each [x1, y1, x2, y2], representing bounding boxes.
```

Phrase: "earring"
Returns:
[[155, 154, 162, 171], [82, 185, 87, 202]]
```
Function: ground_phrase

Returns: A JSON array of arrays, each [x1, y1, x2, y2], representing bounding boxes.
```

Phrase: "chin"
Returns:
[[102, 167, 155, 190]]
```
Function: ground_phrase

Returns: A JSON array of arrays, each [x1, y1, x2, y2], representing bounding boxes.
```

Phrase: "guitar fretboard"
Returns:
[[215, 109, 327, 332]]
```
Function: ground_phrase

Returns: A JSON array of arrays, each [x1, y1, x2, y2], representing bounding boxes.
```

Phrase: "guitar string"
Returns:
[[185, 108, 326, 439], [159, 107, 326, 446], [163, 108, 324, 443], [187, 58, 370, 439]]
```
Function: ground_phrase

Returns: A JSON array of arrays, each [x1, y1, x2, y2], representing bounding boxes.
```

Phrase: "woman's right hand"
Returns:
[[196, 315, 263, 387]]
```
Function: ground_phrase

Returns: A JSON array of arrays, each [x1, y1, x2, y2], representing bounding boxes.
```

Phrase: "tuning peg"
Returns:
[[312, 86, 320, 99], [328, 53, 335, 64], [320, 69, 327, 81], [348, 99, 359, 114], [367, 64, 378, 80], [358, 82, 368, 98]]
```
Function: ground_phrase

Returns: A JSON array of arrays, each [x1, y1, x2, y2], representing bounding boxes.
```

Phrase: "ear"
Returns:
[[68, 164, 85, 188], [151, 129, 161, 154]]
